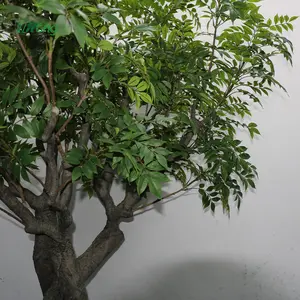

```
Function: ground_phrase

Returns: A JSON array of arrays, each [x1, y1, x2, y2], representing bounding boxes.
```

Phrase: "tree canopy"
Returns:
[[0, 0, 296, 215]]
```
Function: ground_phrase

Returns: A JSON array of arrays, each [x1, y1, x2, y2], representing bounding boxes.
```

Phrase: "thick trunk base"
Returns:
[[33, 210, 88, 300]]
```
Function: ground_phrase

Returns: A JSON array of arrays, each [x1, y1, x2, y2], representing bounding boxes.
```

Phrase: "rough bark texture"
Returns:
[[33, 209, 87, 300]]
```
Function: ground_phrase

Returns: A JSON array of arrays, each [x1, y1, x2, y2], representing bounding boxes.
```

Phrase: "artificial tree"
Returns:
[[0, 0, 296, 299]]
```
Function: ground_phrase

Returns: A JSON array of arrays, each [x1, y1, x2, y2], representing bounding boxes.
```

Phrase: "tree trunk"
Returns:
[[33, 210, 88, 300]]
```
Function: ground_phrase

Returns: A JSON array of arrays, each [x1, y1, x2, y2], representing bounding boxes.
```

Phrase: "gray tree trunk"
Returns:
[[33, 210, 88, 300]]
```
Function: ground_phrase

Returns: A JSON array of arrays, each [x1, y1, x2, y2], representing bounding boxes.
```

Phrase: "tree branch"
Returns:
[[42, 106, 60, 142], [79, 123, 90, 150], [15, 33, 51, 105], [0, 206, 23, 224], [25, 167, 45, 189], [47, 39, 56, 106], [0, 183, 36, 227], [56, 95, 87, 139], [76, 223, 124, 286], [0, 167, 43, 210], [43, 135, 59, 198], [208, 4, 220, 72], [56, 69, 89, 139], [77, 180, 140, 284], [57, 163, 73, 208], [133, 177, 200, 214], [69, 68, 89, 99], [93, 165, 117, 221], [117, 183, 141, 219]]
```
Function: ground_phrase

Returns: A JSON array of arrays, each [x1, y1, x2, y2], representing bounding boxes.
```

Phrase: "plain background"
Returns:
[[1, 0, 300, 299]]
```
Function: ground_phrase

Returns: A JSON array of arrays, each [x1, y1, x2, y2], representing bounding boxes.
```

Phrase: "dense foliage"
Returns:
[[0, 0, 296, 215]]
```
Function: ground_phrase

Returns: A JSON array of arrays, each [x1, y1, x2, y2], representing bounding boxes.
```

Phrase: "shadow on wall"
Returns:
[[119, 259, 291, 300]]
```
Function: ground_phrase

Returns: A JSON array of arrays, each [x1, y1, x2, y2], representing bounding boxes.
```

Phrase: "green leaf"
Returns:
[[56, 100, 74, 108], [147, 161, 165, 171], [0, 62, 9, 70], [67, 1, 89, 8], [20, 88, 36, 99], [17, 148, 35, 166], [102, 12, 121, 25], [156, 154, 168, 169], [137, 174, 148, 194], [154, 148, 170, 156], [21, 167, 30, 182], [2, 87, 10, 107], [102, 72, 113, 89], [70, 14, 87, 48], [135, 24, 156, 32], [137, 81, 148, 92], [128, 76, 141, 86], [92, 68, 108, 81], [150, 172, 169, 183], [144, 148, 154, 165], [30, 96, 44, 115], [99, 40, 114, 51], [55, 15, 72, 39], [129, 169, 139, 182], [65, 148, 84, 165], [82, 161, 94, 179], [148, 176, 162, 198], [221, 165, 228, 181], [248, 179, 256, 189], [110, 65, 127, 74], [240, 153, 250, 160], [139, 92, 152, 104], [143, 139, 164, 147], [3, 5, 35, 19], [149, 82, 156, 99], [127, 87, 135, 101], [14, 124, 30, 138], [36, 0, 65, 14], [9, 85, 19, 104], [75, 8, 89, 23], [11, 162, 20, 181]]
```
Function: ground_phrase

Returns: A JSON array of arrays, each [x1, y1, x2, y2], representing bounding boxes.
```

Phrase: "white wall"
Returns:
[[1, 0, 300, 299]]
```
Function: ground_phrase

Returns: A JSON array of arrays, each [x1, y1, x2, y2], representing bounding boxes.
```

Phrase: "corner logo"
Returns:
[[16, 22, 56, 36]]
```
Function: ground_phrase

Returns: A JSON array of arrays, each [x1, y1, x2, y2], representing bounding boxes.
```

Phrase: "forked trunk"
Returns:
[[33, 210, 88, 300]]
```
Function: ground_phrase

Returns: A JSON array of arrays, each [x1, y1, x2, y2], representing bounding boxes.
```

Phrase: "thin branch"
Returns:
[[25, 167, 45, 188], [55, 178, 72, 196], [0, 206, 23, 224], [0, 167, 43, 210], [47, 39, 56, 106], [0, 184, 36, 226], [134, 177, 199, 213], [15, 33, 51, 105], [208, 3, 220, 73], [56, 69, 89, 139], [56, 95, 87, 138]]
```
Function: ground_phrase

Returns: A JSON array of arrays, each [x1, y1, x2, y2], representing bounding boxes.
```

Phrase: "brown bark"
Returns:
[[33, 209, 88, 300]]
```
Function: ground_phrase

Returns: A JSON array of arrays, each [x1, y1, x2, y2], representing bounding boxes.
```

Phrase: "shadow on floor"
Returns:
[[116, 259, 295, 300]]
